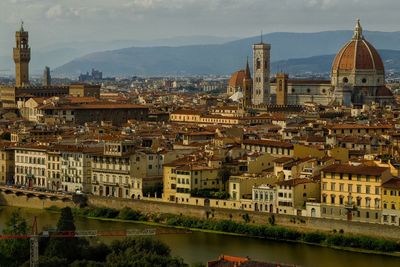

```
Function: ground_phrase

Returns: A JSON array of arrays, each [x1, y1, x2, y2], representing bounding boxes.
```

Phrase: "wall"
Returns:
[[0, 192, 74, 209], [2, 192, 400, 240], [88, 196, 400, 240]]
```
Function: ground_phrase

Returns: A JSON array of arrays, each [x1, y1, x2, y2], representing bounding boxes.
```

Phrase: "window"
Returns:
[[362, 78, 367, 83], [256, 59, 261, 69], [357, 185, 362, 193], [366, 186, 371, 194], [366, 198, 371, 208], [375, 187, 380, 195], [343, 77, 348, 83], [331, 183, 335, 191], [348, 184, 353, 192], [322, 183, 327, 190]]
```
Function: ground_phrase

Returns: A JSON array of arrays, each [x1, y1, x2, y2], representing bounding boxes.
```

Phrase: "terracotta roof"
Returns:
[[376, 86, 394, 97], [171, 109, 201, 115], [277, 178, 315, 186], [243, 139, 294, 149], [38, 103, 147, 110], [228, 70, 245, 88], [328, 123, 392, 130], [382, 177, 400, 189], [322, 163, 388, 176]]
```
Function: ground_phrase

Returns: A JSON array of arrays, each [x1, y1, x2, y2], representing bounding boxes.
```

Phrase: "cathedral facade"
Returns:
[[227, 19, 395, 107]]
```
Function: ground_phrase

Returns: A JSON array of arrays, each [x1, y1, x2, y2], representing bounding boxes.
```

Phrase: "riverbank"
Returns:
[[2, 205, 400, 267], [44, 205, 400, 257]]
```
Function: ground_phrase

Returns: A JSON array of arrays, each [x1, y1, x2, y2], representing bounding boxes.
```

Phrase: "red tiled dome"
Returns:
[[332, 20, 384, 73]]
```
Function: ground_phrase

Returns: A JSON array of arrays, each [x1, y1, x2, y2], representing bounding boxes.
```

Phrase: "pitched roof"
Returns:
[[322, 163, 388, 176]]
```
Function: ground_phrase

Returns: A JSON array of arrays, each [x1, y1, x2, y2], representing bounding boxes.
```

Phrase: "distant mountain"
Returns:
[[53, 30, 400, 77], [271, 50, 400, 75], [0, 35, 238, 75]]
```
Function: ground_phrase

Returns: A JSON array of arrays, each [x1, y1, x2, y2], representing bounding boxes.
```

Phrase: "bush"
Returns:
[[161, 214, 400, 252], [84, 208, 119, 219], [302, 232, 326, 244], [118, 207, 145, 221]]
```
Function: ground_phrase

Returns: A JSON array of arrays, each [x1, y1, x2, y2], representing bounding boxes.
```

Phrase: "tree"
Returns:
[[106, 237, 188, 267], [44, 207, 88, 262], [0, 210, 30, 267], [218, 168, 231, 191]]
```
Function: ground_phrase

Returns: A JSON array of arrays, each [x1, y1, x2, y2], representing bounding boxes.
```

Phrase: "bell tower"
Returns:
[[242, 58, 253, 109], [13, 21, 31, 87], [252, 37, 271, 105]]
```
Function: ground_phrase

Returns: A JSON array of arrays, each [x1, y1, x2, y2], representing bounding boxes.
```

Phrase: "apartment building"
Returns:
[[46, 150, 61, 190], [382, 177, 400, 226], [321, 163, 391, 223], [276, 178, 320, 215], [60, 146, 95, 193], [14, 145, 48, 188]]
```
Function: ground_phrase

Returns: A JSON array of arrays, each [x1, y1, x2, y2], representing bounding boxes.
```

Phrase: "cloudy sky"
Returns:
[[0, 0, 399, 48]]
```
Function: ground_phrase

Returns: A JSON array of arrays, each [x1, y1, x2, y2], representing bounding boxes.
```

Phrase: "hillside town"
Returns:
[[0, 19, 400, 232]]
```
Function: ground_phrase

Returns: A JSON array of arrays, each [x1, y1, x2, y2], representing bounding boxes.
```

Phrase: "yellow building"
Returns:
[[229, 173, 277, 201], [276, 178, 320, 215], [382, 178, 400, 226], [163, 159, 223, 203], [321, 163, 391, 223]]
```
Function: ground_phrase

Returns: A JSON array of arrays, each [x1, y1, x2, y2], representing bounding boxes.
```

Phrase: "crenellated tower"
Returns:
[[13, 21, 31, 87]]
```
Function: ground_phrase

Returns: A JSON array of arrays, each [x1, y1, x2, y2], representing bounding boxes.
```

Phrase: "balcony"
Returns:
[[344, 202, 356, 210]]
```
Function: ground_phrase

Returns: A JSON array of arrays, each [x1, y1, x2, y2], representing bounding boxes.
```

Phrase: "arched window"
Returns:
[[256, 59, 261, 69]]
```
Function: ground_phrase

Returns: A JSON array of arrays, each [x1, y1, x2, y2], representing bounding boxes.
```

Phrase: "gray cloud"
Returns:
[[0, 0, 398, 49]]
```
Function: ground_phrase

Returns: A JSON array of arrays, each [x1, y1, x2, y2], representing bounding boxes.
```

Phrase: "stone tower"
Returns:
[[43, 66, 51, 86], [242, 59, 253, 108], [276, 73, 288, 105], [252, 40, 271, 105], [13, 22, 30, 87]]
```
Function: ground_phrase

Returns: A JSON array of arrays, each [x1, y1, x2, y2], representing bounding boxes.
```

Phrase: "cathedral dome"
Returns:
[[331, 19, 385, 88], [332, 20, 384, 73]]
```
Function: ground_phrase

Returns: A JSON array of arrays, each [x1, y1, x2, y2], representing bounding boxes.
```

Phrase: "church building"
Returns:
[[227, 19, 395, 107]]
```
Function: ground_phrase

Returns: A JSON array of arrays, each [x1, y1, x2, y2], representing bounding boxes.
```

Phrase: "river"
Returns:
[[0, 206, 399, 267]]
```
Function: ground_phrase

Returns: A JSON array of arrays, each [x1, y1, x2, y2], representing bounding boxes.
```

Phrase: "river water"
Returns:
[[0, 206, 399, 267]]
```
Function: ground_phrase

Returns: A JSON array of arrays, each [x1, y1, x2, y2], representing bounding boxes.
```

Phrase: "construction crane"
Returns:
[[0, 217, 191, 267]]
